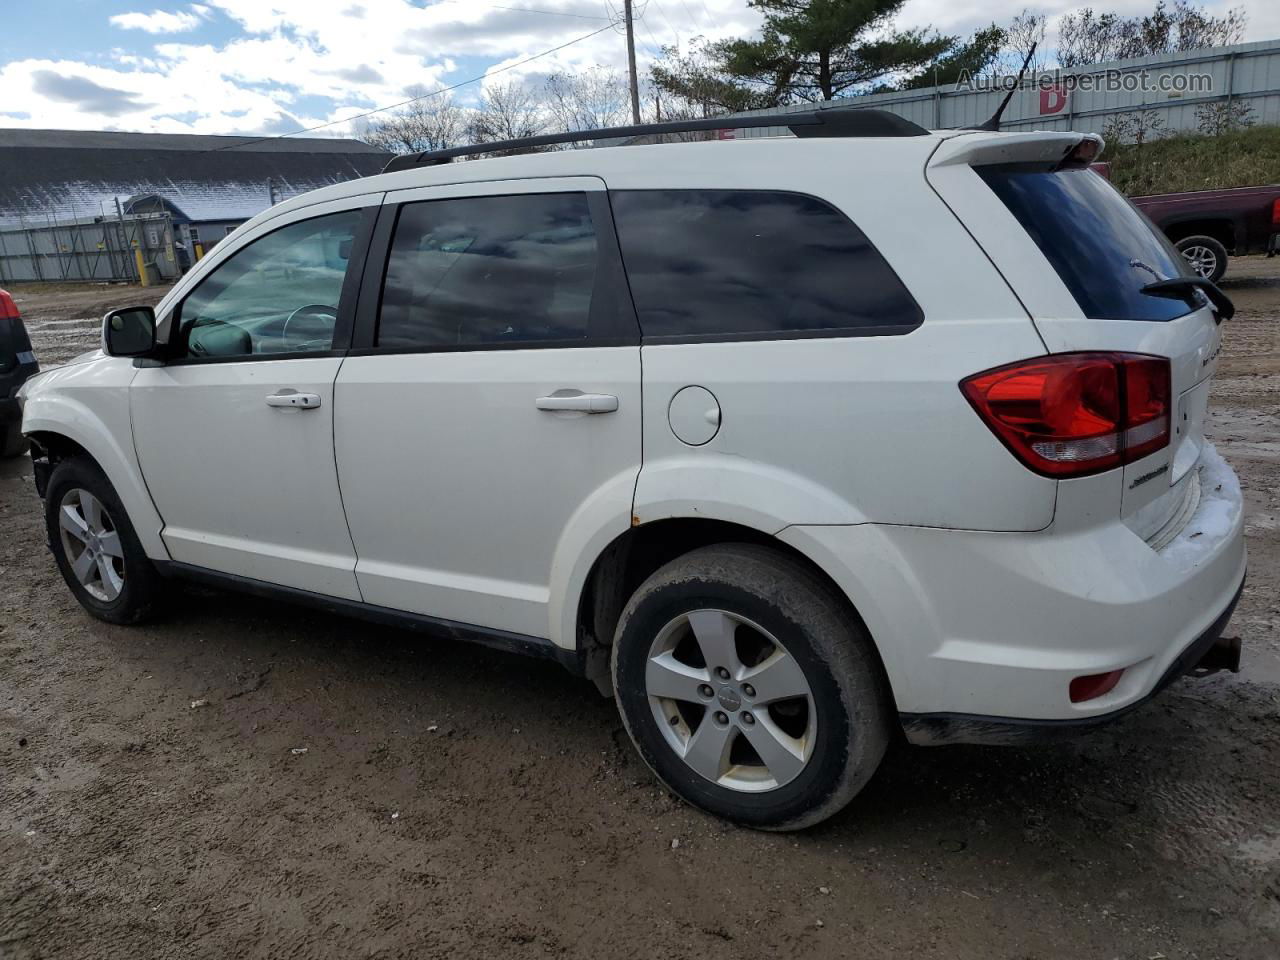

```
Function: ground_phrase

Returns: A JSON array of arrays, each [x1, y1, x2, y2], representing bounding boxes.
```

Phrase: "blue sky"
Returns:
[[1, 0, 1274, 138]]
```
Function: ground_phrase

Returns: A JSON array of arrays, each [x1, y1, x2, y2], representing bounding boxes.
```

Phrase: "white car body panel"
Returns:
[[335, 345, 641, 639], [782, 444, 1245, 721], [19, 357, 169, 558], [128, 193, 381, 600], [333, 176, 640, 642], [131, 355, 361, 599], [609, 138, 1054, 534]]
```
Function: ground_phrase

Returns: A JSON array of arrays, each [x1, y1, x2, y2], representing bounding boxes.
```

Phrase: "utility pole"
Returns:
[[624, 0, 641, 124]]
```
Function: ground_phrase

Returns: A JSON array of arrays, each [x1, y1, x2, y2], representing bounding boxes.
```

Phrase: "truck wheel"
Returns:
[[1176, 235, 1228, 283], [45, 456, 161, 625], [611, 543, 892, 831], [1, 422, 27, 457]]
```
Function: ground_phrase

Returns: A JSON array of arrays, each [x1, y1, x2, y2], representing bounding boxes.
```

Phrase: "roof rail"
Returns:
[[380, 107, 929, 173]]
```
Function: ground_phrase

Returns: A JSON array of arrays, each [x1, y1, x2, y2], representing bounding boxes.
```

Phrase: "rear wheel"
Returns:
[[1176, 235, 1228, 283], [45, 457, 161, 624], [611, 543, 892, 830]]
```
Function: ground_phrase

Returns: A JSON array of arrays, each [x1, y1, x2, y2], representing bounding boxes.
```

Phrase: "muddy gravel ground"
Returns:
[[2, 265, 1279, 960]]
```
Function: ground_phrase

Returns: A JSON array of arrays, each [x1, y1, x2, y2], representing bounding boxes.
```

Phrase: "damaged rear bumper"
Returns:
[[899, 577, 1244, 746]]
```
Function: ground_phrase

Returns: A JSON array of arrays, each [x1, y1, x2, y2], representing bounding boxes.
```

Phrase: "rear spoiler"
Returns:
[[929, 131, 1104, 170]]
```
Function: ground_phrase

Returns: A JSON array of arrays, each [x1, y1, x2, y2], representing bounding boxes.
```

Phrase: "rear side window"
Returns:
[[610, 190, 921, 340], [977, 165, 1192, 322], [379, 192, 601, 350]]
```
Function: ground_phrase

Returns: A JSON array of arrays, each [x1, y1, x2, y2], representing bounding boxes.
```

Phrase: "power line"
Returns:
[[31, 19, 623, 184], [675, 0, 707, 34], [648, 0, 681, 42], [636, 11, 667, 58], [213, 22, 619, 151]]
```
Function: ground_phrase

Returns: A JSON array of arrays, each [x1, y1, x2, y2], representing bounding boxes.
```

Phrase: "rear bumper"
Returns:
[[898, 577, 1243, 745], [779, 447, 1247, 737]]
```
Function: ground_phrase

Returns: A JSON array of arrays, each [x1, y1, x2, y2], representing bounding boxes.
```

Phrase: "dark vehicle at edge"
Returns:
[[0, 288, 39, 457]]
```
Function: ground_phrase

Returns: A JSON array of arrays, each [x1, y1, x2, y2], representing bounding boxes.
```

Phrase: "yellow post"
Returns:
[[134, 248, 149, 286], [194, 242, 205, 261]]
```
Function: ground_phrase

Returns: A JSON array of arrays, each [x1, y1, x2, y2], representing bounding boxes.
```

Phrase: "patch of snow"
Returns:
[[1159, 442, 1242, 572]]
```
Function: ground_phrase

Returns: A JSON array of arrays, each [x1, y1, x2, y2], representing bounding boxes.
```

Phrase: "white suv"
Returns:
[[17, 109, 1246, 830]]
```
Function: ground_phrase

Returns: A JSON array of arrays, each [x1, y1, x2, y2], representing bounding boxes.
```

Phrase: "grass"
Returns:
[[1104, 125, 1280, 197]]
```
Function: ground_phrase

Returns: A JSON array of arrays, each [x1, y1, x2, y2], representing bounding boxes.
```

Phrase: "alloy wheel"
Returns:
[[57, 488, 125, 602], [645, 609, 816, 792], [1181, 244, 1218, 279]]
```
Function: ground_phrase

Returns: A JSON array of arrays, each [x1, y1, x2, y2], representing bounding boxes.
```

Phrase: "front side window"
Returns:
[[977, 165, 1192, 322], [610, 190, 922, 340], [378, 192, 598, 350], [173, 210, 360, 360]]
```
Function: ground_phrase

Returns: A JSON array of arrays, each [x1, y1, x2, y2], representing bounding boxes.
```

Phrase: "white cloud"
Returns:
[[5, 0, 1275, 138], [109, 7, 208, 34]]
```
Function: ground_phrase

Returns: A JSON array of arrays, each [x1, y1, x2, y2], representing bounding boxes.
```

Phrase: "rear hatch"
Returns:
[[927, 131, 1223, 538]]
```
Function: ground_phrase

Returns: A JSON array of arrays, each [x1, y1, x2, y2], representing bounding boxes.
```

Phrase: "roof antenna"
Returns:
[[974, 42, 1037, 132]]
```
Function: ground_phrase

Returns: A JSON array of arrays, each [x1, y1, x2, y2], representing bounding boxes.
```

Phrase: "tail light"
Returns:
[[0, 288, 19, 320], [961, 352, 1171, 478], [1272, 198, 1280, 227]]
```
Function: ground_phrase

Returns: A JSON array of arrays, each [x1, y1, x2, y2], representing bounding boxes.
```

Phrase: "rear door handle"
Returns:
[[536, 392, 619, 414], [266, 392, 322, 409]]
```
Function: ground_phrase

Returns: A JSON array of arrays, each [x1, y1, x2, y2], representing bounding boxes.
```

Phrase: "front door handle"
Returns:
[[535, 392, 619, 414], [266, 392, 322, 409]]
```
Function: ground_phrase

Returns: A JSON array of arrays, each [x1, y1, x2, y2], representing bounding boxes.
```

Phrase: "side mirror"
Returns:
[[103, 306, 157, 357]]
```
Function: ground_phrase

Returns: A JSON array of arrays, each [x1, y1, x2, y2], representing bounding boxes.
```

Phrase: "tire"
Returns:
[[1176, 235, 1228, 283], [611, 543, 892, 831], [45, 456, 161, 625], [1, 421, 27, 458]]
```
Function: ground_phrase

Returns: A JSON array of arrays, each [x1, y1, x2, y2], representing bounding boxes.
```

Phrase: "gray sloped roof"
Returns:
[[0, 128, 390, 228]]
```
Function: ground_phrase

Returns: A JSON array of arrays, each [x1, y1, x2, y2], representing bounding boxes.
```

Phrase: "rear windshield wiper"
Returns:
[[1141, 277, 1234, 322]]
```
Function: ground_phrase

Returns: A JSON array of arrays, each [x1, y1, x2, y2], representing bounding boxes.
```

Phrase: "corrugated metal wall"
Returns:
[[0, 214, 176, 284], [727, 39, 1280, 141]]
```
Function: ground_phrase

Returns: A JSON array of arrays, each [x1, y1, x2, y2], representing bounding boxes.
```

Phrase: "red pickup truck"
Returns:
[[1131, 184, 1280, 282], [1090, 165, 1279, 281], [1114, 184, 1279, 285]]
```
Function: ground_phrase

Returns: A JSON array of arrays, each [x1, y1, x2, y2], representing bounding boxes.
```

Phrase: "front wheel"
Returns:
[[45, 456, 161, 624], [612, 544, 892, 831], [1176, 235, 1228, 283]]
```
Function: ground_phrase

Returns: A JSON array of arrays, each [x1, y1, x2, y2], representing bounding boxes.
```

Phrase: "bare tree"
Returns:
[[358, 87, 465, 154], [1058, 1, 1246, 68], [1000, 10, 1046, 75], [544, 66, 632, 133], [1101, 109, 1166, 146], [466, 80, 546, 153], [1057, 9, 1125, 68], [1195, 99, 1255, 135]]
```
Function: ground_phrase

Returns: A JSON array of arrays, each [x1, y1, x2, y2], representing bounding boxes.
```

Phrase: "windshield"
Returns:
[[978, 164, 1194, 322]]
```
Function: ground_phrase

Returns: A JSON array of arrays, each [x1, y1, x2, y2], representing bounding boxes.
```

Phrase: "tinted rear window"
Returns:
[[610, 190, 921, 340], [977, 165, 1192, 322], [378, 193, 598, 350]]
